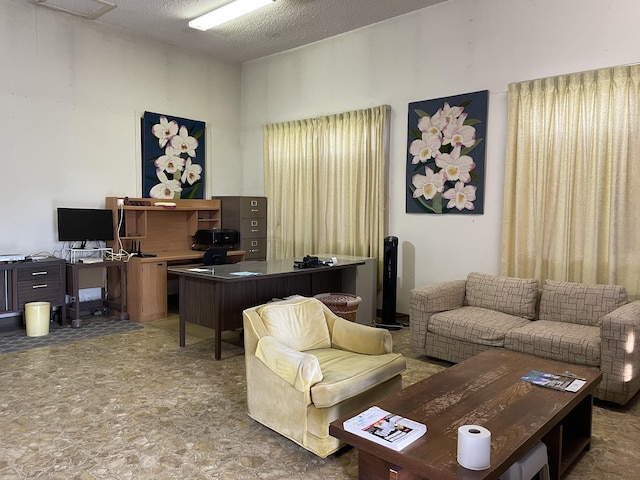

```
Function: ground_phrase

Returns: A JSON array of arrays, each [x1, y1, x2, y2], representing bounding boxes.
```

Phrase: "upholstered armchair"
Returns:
[[243, 297, 406, 457]]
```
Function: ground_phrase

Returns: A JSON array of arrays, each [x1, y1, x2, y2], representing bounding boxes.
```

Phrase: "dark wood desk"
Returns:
[[330, 350, 602, 480], [124, 249, 244, 322], [168, 256, 366, 360]]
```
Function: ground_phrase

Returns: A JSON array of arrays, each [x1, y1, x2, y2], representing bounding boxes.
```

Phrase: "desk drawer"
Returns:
[[17, 264, 61, 281], [18, 280, 61, 309]]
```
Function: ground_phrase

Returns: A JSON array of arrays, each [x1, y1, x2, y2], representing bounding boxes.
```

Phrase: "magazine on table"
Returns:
[[520, 370, 586, 393], [343, 406, 427, 451]]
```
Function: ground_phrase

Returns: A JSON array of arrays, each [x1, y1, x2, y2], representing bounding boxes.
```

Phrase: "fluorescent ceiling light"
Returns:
[[189, 0, 275, 31]]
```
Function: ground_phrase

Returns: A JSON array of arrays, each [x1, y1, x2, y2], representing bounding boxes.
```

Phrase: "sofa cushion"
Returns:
[[429, 306, 531, 347], [505, 320, 601, 367], [465, 272, 539, 320], [308, 348, 406, 408], [538, 280, 628, 326], [260, 298, 331, 351]]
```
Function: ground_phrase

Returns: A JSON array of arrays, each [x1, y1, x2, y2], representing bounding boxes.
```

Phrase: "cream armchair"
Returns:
[[243, 297, 406, 457]]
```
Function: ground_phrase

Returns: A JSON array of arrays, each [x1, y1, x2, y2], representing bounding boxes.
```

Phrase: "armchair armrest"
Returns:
[[255, 336, 323, 392], [599, 301, 640, 402], [329, 318, 393, 355]]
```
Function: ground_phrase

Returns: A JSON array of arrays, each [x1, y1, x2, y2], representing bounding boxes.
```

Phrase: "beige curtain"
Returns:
[[263, 105, 390, 282], [502, 64, 640, 298]]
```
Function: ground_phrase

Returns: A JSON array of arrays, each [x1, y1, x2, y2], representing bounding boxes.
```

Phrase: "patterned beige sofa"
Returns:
[[410, 272, 640, 405]]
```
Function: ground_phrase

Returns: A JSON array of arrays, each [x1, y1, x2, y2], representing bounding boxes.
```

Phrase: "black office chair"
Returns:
[[203, 247, 228, 266]]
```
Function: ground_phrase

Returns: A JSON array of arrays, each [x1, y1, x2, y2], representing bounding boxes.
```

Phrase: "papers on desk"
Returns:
[[188, 267, 214, 273], [230, 271, 262, 276]]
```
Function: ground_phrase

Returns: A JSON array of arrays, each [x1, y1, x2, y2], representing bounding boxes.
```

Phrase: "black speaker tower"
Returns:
[[378, 236, 402, 330]]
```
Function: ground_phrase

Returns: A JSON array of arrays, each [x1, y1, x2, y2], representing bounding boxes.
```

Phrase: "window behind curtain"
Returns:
[[263, 105, 390, 285], [502, 65, 640, 298]]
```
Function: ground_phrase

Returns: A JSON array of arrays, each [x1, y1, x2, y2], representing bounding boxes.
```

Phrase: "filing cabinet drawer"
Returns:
[[240, 218, 266, 238], [240, 238, 267, 260], [240, 197, 267, 218]]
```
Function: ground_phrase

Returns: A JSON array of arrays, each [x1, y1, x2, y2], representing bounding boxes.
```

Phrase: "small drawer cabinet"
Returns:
[[1, 257, 66, 323], [214, 196, 267, 261]]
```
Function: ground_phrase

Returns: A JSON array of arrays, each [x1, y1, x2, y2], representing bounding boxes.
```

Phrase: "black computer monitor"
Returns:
[[57, 207, 114, 248]]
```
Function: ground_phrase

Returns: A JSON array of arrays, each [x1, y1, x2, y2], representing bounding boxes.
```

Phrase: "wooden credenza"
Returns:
[[105, 197, 244, 322]]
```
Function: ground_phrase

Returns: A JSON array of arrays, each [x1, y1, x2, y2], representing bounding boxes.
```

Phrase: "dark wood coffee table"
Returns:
[[330, 349, 602, 480]]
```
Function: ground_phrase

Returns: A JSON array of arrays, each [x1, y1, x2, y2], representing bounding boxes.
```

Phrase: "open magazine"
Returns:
[[520, 370, 586, 393], [343, 406, 426, 451]]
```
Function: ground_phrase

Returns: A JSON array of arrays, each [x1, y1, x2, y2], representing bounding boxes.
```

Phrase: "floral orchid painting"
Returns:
[[142, 111, 205, 199], [406, 90, 488, 214]]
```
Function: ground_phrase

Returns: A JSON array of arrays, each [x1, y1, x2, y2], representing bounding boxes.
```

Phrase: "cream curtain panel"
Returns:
[[502, 64, 640, 298], [263, 105, 390, 282]]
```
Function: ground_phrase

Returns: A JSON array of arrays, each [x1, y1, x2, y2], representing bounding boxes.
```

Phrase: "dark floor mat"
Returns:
[[0, 318, 144, 354]]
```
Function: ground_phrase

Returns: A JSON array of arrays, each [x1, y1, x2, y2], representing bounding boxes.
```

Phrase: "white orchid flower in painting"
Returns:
[[412, 167, 445, 200], [410, 133, 442, 164], [181, 158, 203, 185], [149, 170, 183, 199], [442, 181, 477, 211], [435, 146, 475, 183], [440, 102, 464, 124], [443, 113, 476, 148], [155, 146, 185, 174], [170, 125, 199, 157], [418, 113, 446, 138], [151, 116, 179, 148]]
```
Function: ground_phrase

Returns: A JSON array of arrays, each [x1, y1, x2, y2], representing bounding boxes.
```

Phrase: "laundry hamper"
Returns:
[[314, 293, 362, 322]]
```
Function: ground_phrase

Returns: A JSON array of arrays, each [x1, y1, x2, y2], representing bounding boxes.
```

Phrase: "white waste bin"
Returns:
[[25, 301, 51, 337]]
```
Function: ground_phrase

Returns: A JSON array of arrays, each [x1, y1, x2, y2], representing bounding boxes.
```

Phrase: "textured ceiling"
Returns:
[[34, 0, 448, 64]]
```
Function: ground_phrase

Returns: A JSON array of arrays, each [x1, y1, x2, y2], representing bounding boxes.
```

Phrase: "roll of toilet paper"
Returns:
[[457, 425, 491, 470]]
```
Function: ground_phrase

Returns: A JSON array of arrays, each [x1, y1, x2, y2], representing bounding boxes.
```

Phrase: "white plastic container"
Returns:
[[25, 302, 51, 337]]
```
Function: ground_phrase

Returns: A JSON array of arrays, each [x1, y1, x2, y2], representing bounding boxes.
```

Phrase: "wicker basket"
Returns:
[[314, 293, 362, 322]]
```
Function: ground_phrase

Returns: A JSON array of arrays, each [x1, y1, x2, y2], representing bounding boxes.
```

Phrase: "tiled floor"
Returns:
[[0, 314, 638, 479]]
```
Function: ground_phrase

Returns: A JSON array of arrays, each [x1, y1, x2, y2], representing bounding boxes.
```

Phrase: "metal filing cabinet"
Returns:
[[213, 196, 267, 261]]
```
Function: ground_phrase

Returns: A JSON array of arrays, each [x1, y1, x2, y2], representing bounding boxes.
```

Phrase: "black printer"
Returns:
[[193, 228, 239, 250]]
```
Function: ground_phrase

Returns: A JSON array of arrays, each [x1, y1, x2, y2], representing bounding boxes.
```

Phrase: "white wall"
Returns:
[[0, 0, 242, 256], [240, 0, 640, 314]]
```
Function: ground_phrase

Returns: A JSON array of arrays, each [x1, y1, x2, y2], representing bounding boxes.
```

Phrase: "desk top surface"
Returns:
[[167, 255, 368, 281], [127, 249, 244, 263]]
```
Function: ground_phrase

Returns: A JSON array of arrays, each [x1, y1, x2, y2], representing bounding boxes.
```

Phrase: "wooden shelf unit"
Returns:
[[105, 197, 221, 252]]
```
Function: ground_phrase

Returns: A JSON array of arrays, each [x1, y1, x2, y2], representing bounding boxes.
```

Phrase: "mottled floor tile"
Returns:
[[0, 316, 637, 479]]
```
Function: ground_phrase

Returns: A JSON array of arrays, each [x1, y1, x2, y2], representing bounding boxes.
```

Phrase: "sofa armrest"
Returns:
[[410, 280, 467, 315], [329, 318, 393, 355], [599, 301, 640, 403], [255, 336, 323, 392], [409, 280, 467, 356]]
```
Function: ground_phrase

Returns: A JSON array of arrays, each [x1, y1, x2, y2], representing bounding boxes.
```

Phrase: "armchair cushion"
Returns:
[[255, 336, 323, 392], [465, 272, 539, 320], [308, 348, 406, 408], [539, 280, 628, 326], [260, 298, 331, 351]]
